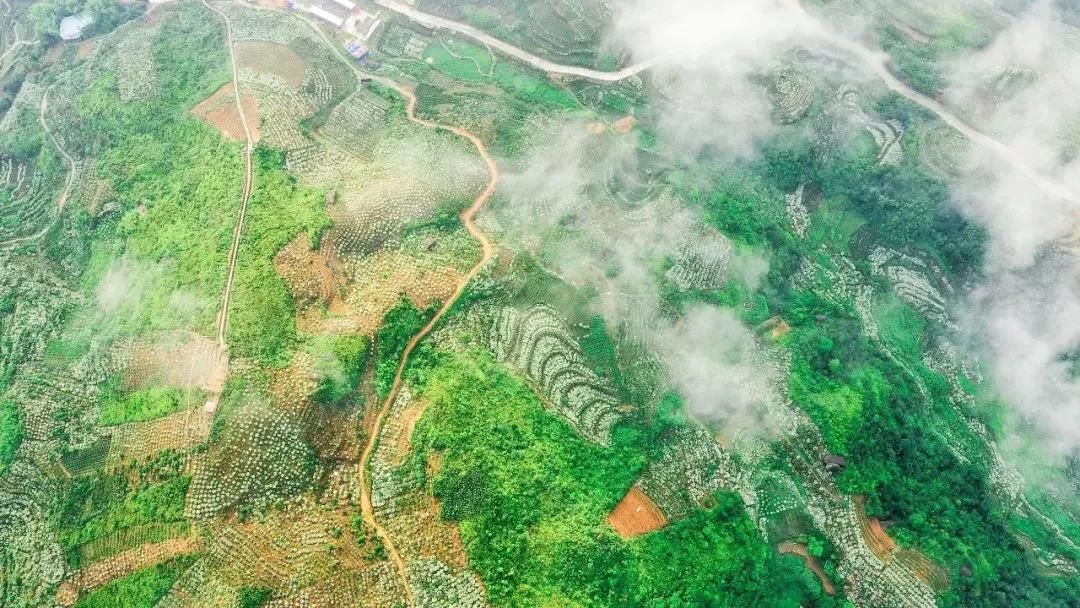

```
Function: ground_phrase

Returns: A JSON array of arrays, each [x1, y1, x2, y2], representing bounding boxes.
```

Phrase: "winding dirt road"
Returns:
[[204, 0, 257, 350], [0, 90, 76, 250], [352, 80, 498, 606]]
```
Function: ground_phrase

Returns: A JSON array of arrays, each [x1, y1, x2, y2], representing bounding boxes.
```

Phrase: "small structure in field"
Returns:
[[59, 14, 94, 41], [345, 40, 369, 62], [824, 454, 847, 474], [330, 0, 356, 10]]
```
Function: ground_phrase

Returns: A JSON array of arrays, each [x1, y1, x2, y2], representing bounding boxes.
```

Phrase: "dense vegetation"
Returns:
[[98, 382, 189, 426], [375, 299, 431, 396], [683, 117, 1077, 605], [311, 334, 369, 406], [0, 398, 22, 476], [59, 474, 190, 561], [73, 554, 197, 608], [2, 1, 1077, 607], [414, 352, 834, 607], [227, 147, 329, 366]]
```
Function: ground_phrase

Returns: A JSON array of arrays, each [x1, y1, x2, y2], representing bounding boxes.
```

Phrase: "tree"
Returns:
[[28, 2, 61, 39]]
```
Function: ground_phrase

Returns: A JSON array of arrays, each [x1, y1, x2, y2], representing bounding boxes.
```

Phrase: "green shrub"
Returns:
[[99, 387, 187, 426], [0, 399, 23, 476], [75, 555, 196, 608]]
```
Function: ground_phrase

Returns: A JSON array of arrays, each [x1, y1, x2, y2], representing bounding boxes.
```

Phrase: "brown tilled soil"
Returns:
[[395, 399, 427, 458], [106, 407, 212, 468], [770, 318, 792, 339], [275, 235, 347, 313], [854, 497, 948, 589], [855, 497, 898, 559], [123, 333, 227, 393], [235, 41, 310, 87], [608, 487, 668, 538], [58, 537, 202, 606], [76, 40, 97, 59], [191, 83, 261, 142], [897, 548, 950, 590], [779, 542, 836, 595], [613, 115, 638, 134]]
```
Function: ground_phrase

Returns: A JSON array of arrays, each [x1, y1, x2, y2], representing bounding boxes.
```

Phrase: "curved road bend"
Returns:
[[222, 4, 499, 598], [372, 0, 1077, 206], [369, 0, 651, 81]]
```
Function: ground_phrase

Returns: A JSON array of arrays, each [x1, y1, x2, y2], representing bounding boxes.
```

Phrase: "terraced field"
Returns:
[[2, 1, 1080, 607]]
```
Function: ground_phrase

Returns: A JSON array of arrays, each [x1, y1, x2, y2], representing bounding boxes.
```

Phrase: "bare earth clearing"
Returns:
[[608, 487, 668, 538], [192, 82, 262, 142]]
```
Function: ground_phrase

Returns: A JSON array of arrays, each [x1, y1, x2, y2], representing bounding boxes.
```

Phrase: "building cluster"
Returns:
[[285, 0, 381, 62]]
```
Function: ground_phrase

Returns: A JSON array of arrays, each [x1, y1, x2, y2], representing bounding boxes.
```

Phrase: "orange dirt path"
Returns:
[[779, 541, 836, 595], [353, 82, 498, 607]]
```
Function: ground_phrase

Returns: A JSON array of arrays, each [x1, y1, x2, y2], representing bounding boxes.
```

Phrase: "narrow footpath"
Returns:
[[204, 0, 257, 350]]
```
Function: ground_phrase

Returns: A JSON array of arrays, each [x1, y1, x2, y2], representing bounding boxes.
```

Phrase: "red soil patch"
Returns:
[[191, 83, 261, 142], [759, 316, 792, 340], [608, 487, 668, 538], [854, 496, 947, 589], [854, 497, 897, 559], [779, 542, 836, 595], [76, 40, 97, 60]]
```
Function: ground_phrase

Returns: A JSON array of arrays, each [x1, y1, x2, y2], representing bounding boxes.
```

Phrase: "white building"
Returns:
[[59, 14, 94, 41], [331, 0, 356, 10], [309, 5, 345, 27]]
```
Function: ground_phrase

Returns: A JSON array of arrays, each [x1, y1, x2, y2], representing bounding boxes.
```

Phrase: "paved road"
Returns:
[[372, 0, 1076, 206], [369, 0, 651, 81], [795, 5, 1079, 206]]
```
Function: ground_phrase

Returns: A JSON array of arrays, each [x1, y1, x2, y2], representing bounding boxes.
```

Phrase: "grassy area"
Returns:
[[309, 334, 369, 406], [99, 386, 190, 426], [421, 43, 579, 110], [74, 554, 197, 608], [60, 476, 190, 556], [0, 399, 22, 476], [66, 7, 240, 338], [226, 147, 329, 366]]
